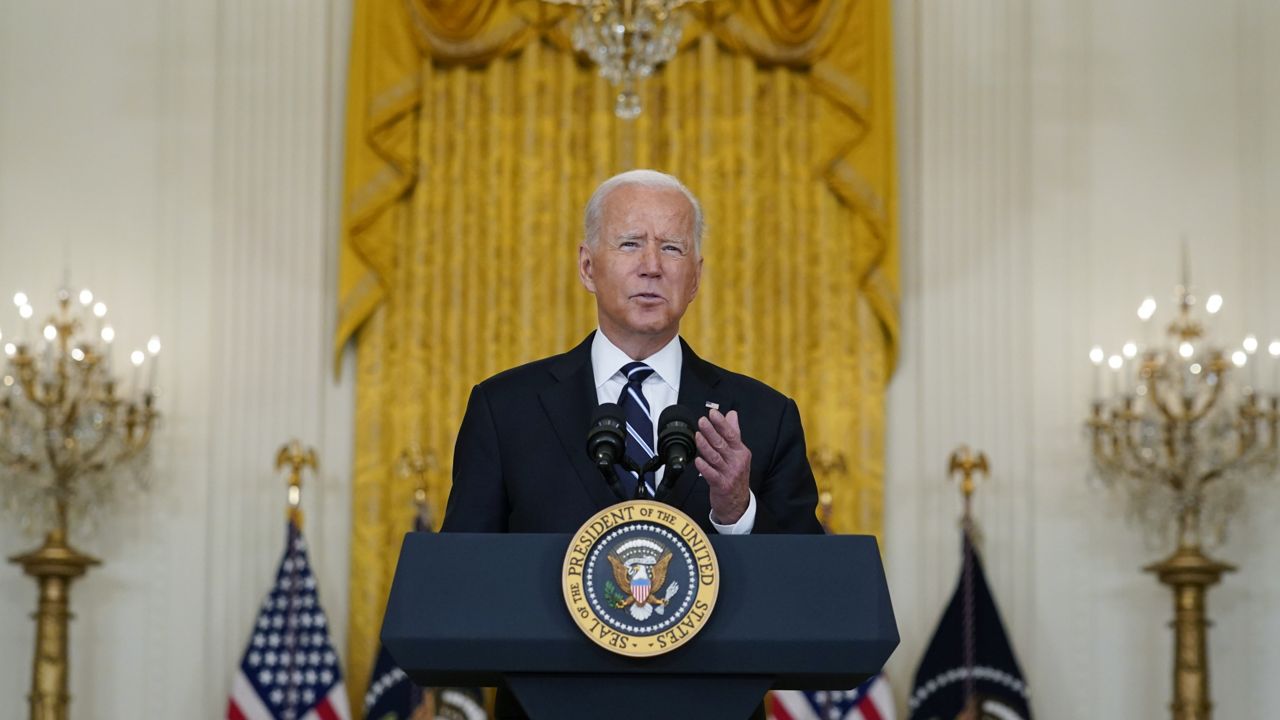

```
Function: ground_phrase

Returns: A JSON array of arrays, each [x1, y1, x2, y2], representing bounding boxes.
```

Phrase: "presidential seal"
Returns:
[[562, 500, 719, 657]]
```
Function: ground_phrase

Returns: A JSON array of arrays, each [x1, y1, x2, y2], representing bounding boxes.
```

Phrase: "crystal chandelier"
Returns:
[[1085, 258, 1278, 720], [1, 284, 160, 720], [546, 0, 703, 119]]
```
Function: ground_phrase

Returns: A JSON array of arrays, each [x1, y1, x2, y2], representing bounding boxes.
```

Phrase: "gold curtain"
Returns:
[[337, 0, 897, 712]]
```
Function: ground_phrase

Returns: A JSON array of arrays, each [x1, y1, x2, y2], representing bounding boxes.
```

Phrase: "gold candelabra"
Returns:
[[1086, 262, 1279, 720], [542, 0, 705, 119], [0, 286, 160, 720]]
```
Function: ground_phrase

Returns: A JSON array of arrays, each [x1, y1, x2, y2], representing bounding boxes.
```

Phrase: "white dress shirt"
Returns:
[[591, 330, 757, 534]]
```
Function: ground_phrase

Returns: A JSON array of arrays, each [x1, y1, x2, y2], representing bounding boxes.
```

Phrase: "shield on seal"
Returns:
[[631, 574, 651, 604]]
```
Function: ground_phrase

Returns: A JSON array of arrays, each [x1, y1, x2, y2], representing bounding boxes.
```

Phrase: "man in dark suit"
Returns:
[[441, 169, 823, 718]]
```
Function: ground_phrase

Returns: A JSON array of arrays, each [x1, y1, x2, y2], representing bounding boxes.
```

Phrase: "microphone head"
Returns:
[[657, 404, 698, 473], [587, 403, 627, 468]]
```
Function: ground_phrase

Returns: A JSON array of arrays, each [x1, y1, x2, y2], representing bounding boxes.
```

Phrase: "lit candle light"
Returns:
[[1205, 294, 1223, 314], [1138, 297, 1157, 346], [146, 335, 161, 391], [1090, 346, 1105, 399], [78, 289, 93, 306], [130, 349, 145, 398], [19, 303, 33, 341], [93, 302, 107, 336], [1244, 335, 1259, 389], [100, 325, 114, 371], [1108, 354, 1124, 395], [1269, 339, 1280, 394]]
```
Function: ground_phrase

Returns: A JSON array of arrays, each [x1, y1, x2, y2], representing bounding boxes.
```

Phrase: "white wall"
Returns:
[[887, 0, 1280, 716], [0, 0, 354, 717]]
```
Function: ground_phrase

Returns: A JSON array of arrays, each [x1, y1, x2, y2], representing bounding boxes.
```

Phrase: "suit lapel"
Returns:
[[669, 339, 731, 511], [538, 333, 620, 512]]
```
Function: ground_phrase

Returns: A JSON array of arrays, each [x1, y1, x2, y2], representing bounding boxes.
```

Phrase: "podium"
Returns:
[[381, 532, 898, 720]]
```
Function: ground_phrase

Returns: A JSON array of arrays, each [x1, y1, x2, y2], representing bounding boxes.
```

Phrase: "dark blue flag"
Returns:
[[908, 526, 1032, 720]]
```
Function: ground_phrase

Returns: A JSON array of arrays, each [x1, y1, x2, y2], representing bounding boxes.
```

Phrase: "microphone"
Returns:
[[656, 404, 698, 477], [587, 403, 644, 502], [587, 403, 627, 471]]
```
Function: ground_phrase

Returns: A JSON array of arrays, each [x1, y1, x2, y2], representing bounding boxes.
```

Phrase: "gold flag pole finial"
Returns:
[[809, 447, 847, 534], [276, 440, 318, 527], [947, 445, 989, 527], [398, 443, 438, 528]]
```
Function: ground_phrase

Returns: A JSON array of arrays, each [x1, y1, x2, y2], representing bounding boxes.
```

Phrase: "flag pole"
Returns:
[[396, 443, 439, 718], [948, 446, 989, 720], [397, 443, 437, 530]]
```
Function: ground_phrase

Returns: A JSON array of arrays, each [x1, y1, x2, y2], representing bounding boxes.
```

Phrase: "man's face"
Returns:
[[579, 184, 703, 352]]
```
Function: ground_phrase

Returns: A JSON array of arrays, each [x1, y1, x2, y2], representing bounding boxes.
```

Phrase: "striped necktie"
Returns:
[[616, 361, 657, 498]]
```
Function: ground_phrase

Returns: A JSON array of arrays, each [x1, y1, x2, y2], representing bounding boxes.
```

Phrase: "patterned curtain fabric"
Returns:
[[336, 0, 898, 710]]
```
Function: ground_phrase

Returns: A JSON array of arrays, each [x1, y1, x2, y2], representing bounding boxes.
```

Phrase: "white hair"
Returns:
[[583, 169, 704, 254]]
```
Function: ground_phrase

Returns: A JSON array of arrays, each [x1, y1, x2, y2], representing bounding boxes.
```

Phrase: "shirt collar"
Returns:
[[591, 330, 683, 392]]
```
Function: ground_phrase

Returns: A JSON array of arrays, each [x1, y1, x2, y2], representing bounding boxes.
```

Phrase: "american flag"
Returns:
[[228, 520, 351, 720], [769, 674, 896, 720]]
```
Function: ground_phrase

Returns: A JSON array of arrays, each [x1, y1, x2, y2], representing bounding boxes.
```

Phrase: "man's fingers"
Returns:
[[706, 409, 742, 445], [694, 456, 724, 485], [695, 431, 724, 467], [698, 416, 728, 450]]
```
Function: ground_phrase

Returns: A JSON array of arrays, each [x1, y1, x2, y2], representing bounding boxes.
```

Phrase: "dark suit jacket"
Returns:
[[441, 332, 825, 536], [440, 333, 822, 719]]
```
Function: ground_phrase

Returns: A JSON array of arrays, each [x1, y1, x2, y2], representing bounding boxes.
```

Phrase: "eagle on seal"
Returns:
[[608, 551, 674, 620]]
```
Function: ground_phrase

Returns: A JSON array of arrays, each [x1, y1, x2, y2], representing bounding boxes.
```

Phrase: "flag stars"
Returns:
[[231, 526, 347, 719]]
